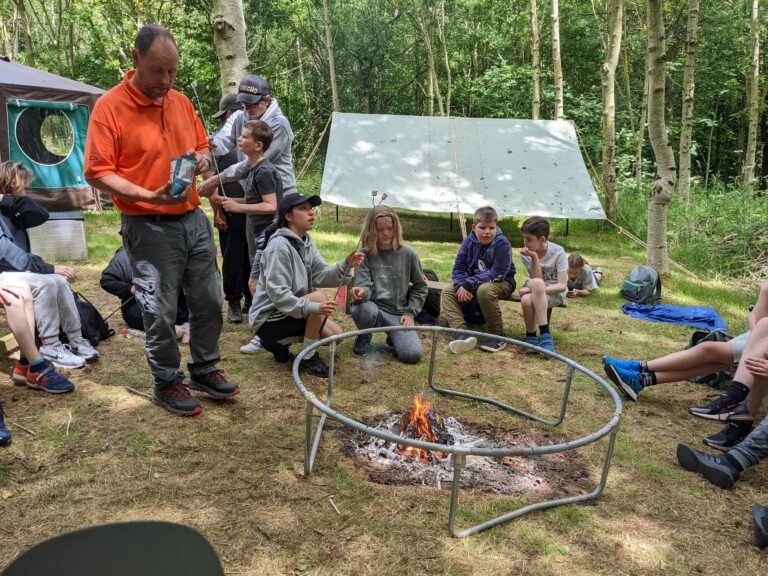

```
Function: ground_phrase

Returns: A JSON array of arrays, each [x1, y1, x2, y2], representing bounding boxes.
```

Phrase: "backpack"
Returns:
[[415, 268, 441, 325], [685, 329, 734, 389], [620, 266, 662, 305], [60, 291, 115, 347]]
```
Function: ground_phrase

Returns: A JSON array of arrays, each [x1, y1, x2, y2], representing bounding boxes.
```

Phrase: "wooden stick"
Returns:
[[7, 419, 35, 436], [65, 412, 72, 436], [125, 386, 152, 400], [328, 497, 342, 516]]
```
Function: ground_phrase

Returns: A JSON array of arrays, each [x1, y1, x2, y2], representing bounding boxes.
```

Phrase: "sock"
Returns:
[[302, 337, 317, 360], [642, 371, 658, 386], [29, 358, 48, 373], [539, 324, 550, 335], [724, 381, 750, 404], [18, 354, 29, 366], [526, 331, 537, 338], [724, 453, 745, 472]]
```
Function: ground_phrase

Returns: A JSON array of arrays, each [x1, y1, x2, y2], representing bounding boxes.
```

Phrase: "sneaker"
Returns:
[[39, 342, 85, 369], [523, 334, 539, 353], [0, 400, 11, 446], [676, 443, 739, 489], [448, 335, 477, 354], [227, 300, 243, 324], [152, 381, 202, 416], [689, 397, 751, 422], [25, 365, 76, 394], [298, 354, 330, 377], [480, 339, 507, 353], [353, 334, 372, 357], [12, 361, 28, 385], [70, 336, 100, 362], [240, 335, 264, 354], [604, 364, 644, 401], [188, 369, 240, 399], [602, 356, 641, 373], [753, 504, 768, 549], [703, 422, 753, 452], [538, 333, 555, 354], [385, 336, 394, 348]]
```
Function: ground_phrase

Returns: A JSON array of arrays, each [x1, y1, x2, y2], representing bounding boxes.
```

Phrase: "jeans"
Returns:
[[350, 301, 422, 364]]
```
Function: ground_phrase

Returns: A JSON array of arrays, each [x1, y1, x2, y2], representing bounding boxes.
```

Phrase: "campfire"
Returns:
[[395, 394, 452, 461]]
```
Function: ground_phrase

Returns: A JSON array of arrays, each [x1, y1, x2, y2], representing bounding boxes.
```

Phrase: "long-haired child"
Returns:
[[566, 253, 603, 298]]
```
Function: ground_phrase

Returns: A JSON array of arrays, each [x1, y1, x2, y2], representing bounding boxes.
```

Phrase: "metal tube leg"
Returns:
[[304, 400, 314, 477], [447, 452, 466, 537]]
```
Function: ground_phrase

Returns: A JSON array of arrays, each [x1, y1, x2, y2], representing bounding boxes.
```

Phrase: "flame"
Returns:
[[398, 394, 443, 461]]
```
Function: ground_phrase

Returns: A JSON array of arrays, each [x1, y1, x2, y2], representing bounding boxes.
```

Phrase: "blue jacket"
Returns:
[[451, 228, 516, 291]]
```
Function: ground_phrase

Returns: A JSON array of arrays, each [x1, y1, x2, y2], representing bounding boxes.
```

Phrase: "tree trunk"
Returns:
[[635, 65, 648, 188], [646, 0, 677, 273], [678, 0, 700, 201], [439, 0, 451, 117], [741, 0, 760, 185], [321, 0, 340, 112], [212, 0, 249, 94], [600, 0, 623, 222], [530, 0, 541, 119], [551, 0, 563, 119]]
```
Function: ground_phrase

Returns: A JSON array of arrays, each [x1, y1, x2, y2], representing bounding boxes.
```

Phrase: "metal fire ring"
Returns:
[[292, 325, 623, 538]]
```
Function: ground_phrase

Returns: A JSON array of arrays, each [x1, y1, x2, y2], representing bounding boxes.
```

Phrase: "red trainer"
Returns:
[[12, 361, 28, 385]]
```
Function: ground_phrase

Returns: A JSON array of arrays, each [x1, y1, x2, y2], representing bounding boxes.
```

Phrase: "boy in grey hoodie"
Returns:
[[249, 193, 364, 376]]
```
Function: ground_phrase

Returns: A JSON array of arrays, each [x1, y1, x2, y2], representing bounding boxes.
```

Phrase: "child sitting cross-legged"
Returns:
[[350, 206, 427, 364], [518, 216, 568, 354], [441, 206, 516, 354]]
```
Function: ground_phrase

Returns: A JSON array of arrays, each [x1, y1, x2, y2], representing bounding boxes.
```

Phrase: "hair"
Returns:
[[134, 25, 177, 56], [473, 206, 498, 224], [243, 120, 273, 152], [359, 206, 404, 256], [568, 252, 589, 269], [520, 216, 550, 239], [0, 161, 32, 196]]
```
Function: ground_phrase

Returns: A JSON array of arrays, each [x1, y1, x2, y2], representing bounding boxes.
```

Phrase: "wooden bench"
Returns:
[[0, 333, 19, 354]]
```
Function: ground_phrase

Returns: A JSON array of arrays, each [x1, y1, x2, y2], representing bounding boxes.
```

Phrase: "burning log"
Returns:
[[395, 394, 453, 462]]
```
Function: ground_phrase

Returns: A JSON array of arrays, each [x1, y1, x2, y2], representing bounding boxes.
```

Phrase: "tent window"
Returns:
[[16, 108, 74, 166]]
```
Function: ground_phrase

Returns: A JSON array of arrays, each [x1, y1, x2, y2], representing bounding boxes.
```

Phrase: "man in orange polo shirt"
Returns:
[[84, 24, 239, 416]]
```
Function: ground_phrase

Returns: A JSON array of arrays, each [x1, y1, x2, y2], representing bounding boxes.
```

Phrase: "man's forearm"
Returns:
[[87, 174, 152, 203]]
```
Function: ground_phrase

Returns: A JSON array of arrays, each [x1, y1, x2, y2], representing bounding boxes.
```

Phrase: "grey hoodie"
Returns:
[[248, 227, 350, 333], [214, 98, 297, 195]]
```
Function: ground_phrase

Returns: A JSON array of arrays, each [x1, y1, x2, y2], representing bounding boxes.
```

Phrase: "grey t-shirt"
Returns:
[[568, 264, 598, 291], [520, 240, 568, 297]]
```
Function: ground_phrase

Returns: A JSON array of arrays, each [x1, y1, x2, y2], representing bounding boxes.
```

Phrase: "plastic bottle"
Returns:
[[120, 327, 146, 341]]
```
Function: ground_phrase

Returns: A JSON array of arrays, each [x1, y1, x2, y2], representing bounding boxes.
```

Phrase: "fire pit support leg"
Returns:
[[447, 450, 467, 537]]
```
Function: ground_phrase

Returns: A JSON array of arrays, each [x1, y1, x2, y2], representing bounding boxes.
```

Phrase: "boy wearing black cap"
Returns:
[[248, 193, 364, 376]]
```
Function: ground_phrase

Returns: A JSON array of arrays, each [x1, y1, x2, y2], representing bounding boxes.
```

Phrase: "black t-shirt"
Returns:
[[245, 159, 283, 230]]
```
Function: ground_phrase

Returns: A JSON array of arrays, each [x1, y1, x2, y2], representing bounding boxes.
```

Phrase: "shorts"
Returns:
[[523, 279, 566, 308], [730, 331, 750, 364], [257, 316, 307, 344]]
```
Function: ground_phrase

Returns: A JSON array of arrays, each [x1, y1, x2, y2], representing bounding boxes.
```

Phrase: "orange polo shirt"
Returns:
[[84, 70, 208, 215]]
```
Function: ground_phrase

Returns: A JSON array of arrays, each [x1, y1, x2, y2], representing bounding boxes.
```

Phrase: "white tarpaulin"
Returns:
[[320, 112, 605, 219]]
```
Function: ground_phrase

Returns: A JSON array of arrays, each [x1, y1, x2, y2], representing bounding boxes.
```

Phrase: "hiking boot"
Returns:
[[298, 354, 330, 377], [0, 401, 11, 446], [689, 397, 750, 422], [703, 422, 753, 452], [26, 365, 76, 394], [188, 369, 240, 399], [753, 504, 768, 549], [11, 361, 28, 385], [604, 364, 644, 401], [523, 334, 539, 353], [480, 339, 507, 353], [227, 300, 243, 324], [602, 356, 642, 373], [538, 333, 555, 354], [353, 334, 372, 357], [676, 443, 739, 489], [39, 342, 85, 369], [153, 382, 202, 416], [448, 334, 477, 354], [70, 336, 100, 362], [240, 335, 264, 354]]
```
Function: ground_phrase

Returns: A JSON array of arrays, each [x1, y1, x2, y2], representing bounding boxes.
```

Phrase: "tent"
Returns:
[[0, 58, 105, 211], [320, 112, 605, 220]]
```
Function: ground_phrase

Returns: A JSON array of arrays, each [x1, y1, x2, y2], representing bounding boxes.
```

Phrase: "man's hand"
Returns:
[[198, 176, 220, 199], [54, 265, 77, 281], [146, 181, 192, 205], [351, 287, 365, 301], [345, 251, 365, 268], [319, 300, 337, 315], [456, 286, 473, 303], [188, 149, 210, 176], [220, 197, 243, 213], [400, 314, 414, 327]]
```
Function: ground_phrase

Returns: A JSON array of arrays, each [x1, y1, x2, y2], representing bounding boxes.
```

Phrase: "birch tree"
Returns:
[[600, 0, 623, 221], [321, 0, 340, 112], [530, 0, 541, 119], [646, 0, 676, 272], [678, 0, 700, 201], [551, 0, 563, 119], [212, 0, 249, 94], [741, 0, 760, 185]]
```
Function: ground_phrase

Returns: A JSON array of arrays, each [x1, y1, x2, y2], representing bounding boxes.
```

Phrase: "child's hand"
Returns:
[[745, 352, 768, 377], [319, 300, 337, 315], [520, 247, 537, 260], [345, 251, 365, 267], [400, 314, 414, 327], [220, 197, 242, 213], [566, 290, 576, 298], [519, 286, 532, 297], [351, 287, 365, 301], [456, 286, 473, 303]]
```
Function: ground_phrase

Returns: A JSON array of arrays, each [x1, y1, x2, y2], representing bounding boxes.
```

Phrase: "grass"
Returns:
[[1, 204, 767, 575]]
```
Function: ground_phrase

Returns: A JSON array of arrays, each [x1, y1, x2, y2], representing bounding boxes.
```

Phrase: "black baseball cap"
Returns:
[[212, 92, 242, 119], [236, 75, 270, 105], [278, 193, 322, 219]]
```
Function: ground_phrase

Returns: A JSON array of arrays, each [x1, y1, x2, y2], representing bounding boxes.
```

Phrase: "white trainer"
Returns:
[[240, 335, 264, 354], [448, 335, 477, 354], [39, 342, 86, 369]]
